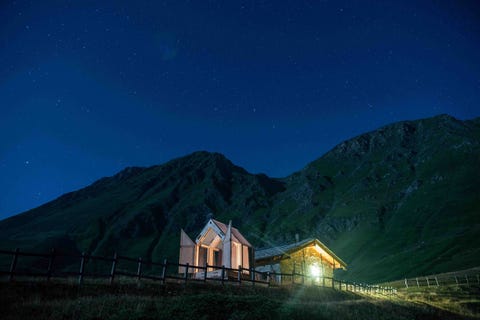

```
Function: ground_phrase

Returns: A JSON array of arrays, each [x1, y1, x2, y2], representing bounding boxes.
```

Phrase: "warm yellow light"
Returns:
[[309, 264, 321, 280]]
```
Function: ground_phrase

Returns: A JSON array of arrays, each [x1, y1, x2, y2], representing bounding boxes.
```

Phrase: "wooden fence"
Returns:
[[380, 267, 480, 289], [0, 248, 394, 295]]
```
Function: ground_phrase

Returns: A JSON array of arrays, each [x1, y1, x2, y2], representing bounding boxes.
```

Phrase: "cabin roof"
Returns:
[[211, 219, 252, 247], [255, 237, 347, 269], [195, 218, 252, 247]]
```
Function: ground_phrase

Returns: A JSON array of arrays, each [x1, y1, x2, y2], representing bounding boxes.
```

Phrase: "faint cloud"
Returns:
[[154, 32, 178, 61]]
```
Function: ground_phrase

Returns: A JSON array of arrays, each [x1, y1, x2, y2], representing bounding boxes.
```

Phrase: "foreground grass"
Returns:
[[396, 285, 480, 319], [0, 281, 478, 319]]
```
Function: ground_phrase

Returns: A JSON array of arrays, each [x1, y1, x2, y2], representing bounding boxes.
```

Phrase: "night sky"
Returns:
[[1, 1, 479, 220]]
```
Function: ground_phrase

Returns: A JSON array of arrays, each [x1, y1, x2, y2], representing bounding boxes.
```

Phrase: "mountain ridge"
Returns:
[[1, 114, 479, 282]]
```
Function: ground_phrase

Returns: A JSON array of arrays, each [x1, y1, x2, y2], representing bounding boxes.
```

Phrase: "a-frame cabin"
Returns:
[[179, 219, 253, 276]]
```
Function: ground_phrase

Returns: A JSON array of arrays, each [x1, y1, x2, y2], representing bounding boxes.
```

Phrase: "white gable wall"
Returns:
[[179, 219, 251, 275]]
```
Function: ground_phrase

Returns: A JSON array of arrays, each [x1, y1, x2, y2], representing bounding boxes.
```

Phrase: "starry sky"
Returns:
[[1, 1, 480, 220]]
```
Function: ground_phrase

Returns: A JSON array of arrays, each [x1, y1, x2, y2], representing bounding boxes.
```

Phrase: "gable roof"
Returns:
[[211, 219, 252, 247], [255, 237, 347, 269], [195, 218, 252, 247]]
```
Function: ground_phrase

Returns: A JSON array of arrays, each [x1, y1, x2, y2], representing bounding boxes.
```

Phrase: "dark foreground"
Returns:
[[0, 280, 478, 320]]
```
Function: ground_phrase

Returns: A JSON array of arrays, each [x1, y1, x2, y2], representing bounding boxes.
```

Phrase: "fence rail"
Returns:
[[379, 267, 480, 289], [0, 248, 394, 295]]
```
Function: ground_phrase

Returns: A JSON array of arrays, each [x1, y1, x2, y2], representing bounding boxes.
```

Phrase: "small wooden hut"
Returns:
[[255, 238, 346, 284], [179, 219, 253, 277]]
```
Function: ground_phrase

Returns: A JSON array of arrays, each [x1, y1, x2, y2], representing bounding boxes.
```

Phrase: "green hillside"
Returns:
[[0, 114, 479, 283], [265, 114, 480, 282]]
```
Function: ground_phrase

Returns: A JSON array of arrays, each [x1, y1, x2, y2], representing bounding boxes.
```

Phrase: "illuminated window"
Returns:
[[309, 263, 322, 281]]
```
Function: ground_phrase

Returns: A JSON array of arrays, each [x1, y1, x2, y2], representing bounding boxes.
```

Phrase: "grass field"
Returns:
[[396, 285, 480, 319], [1, 280, 478, 319]]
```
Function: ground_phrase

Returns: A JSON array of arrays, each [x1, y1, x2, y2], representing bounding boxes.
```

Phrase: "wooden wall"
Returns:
[[279, 246, 334, 278]]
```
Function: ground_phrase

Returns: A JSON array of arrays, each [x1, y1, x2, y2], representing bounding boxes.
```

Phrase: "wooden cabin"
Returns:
[[179, 219, 253, 277], [255, 238, 347, 284]]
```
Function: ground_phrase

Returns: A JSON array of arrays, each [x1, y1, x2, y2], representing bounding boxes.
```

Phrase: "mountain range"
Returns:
[[1, 114, 479, 282]]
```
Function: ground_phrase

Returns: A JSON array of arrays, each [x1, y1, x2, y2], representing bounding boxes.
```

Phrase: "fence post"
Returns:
[[221, 265, 225, 285], [404, 278, 408, 288], [465, 274, 469, 286], [415, 277, 419, 287], [78, 252, 86, 285], [46, 248, 55, 281], [110, 252, 117, 285], [161, 259, 168, 284], [267, 271, 270, 287], [251, 267, 255, 286], [454, 274, 459, 286], [204, 263, 208, 282], [184, 263, 189, 285], [238, 265, 242, 285], [426, 277, 430, 287], [136, 257, 142, 282], [293, 262, 296, 285], [435, 276, 439, 286], [8, 248, 19, 282]]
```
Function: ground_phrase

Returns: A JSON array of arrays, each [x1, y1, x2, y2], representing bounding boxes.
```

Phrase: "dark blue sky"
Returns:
[[1, 1, 479, 220]]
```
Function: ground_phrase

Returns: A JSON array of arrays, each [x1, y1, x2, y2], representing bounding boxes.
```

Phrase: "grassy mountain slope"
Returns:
[[0, 152, 286, 261], [0, 114, 479, 282], [263, 114, 480, 282]]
